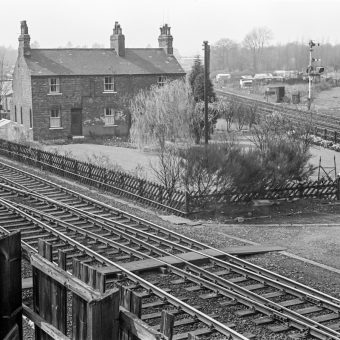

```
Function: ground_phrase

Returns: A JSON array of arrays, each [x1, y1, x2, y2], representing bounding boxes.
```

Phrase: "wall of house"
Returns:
[[31, 73, 182, 140], [10, 55, 33, 140]]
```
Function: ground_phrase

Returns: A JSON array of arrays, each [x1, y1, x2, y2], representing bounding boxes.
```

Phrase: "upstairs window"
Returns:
[[157, 76, 167, 86], [104, 108, 115, 126], [49, 77, 60, 93], [50, 108, 62, 128], [104, 76, 115, 92]]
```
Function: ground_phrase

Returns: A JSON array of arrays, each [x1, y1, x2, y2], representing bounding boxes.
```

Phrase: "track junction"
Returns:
[[0, 160, 340, 339]]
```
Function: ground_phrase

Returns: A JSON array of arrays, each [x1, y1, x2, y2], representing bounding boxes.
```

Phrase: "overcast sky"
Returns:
[[1, 0, 340, 56]]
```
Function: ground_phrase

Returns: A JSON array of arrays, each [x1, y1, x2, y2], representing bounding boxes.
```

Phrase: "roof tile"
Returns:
[[26, 48, 185, 76]]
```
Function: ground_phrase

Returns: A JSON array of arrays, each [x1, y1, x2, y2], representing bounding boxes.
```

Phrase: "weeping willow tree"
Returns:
[[130, 79, 195, 149]]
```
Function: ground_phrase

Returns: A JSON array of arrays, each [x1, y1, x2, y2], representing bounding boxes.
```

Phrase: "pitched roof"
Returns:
[[25, 48, 185, 76]]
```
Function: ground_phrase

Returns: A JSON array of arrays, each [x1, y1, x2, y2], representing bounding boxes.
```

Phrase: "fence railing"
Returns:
[[0, 139, 338, 215], [0, 232, 178, 340], [0, 139, 187, 214]]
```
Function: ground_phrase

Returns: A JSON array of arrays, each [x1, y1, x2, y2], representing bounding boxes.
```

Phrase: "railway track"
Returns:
[[1, 160, 340, 339], [216, 89, 340, 135]]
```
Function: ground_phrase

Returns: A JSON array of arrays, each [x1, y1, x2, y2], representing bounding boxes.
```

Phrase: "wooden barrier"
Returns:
[[0, 139, 187, 215], [0, 139, 338, 215], [0, 235, 176, 340], [0, 231, 22, 340]]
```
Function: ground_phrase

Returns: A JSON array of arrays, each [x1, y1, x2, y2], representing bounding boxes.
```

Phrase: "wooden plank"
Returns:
[[160, 311, 175, 340], [0, 231, 22, 340], [38, 240, 53, 340], [53, 250, 67, 335], [72, 260, 88, 340], [22, 304, 69, 340], [30, 253, 101, 302], [119, 307, 162, 340], [3, 324, 20, 340], [99, 245, 286, 277], [87, 288, 120, 340]]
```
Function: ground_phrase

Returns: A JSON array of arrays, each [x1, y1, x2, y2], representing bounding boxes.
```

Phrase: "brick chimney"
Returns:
[[18, 20, 31, 57], [158, 24, 173, 55], [110, 22, 125, 57]]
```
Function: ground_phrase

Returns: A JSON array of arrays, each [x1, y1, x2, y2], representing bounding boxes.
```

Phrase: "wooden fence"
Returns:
[[0, 139, 187, 214], [0, 139, 338, 215], [0, 232, 178, 340]]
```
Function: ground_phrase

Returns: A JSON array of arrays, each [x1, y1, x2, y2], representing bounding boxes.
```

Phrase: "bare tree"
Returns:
[[243, 27, 273, 72], [0, 54, 10, 119]]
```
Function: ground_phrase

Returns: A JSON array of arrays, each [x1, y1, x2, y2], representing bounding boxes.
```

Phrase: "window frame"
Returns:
[[49, 107, 62, 129], [48, 77, 61, 94], [103, 76, 115, 92], [157, 75, 167, 86], [103, 107, 116, 126]]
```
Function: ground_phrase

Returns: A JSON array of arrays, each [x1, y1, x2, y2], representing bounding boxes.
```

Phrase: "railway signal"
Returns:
[[307, 40, 324, 110]]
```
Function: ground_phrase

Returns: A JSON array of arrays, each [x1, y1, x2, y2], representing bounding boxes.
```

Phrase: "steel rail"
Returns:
[[0, 161, 339, 308], [3, 197, 340, 340], [0, 198, 249, 340], [3, 182, 340, 318], [216, 89, 340, 132]]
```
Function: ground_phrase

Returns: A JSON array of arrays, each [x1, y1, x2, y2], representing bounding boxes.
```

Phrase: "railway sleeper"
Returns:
[[172, 328, 214, 340]]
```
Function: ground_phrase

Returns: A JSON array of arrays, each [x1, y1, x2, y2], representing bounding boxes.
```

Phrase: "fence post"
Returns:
[[160, 310, 175, 340], [139, 180, 145, 197], [74, 160, 78, 175], [324, 128, 327, 140], [119, 286, 142, 339], [298, 181, 304, 198], [336, 175, 340, 201], [0, 231, 22, 340], [335, 131, 338, 144], [185, 191, 190, 214], [159, 186, 163, 204]]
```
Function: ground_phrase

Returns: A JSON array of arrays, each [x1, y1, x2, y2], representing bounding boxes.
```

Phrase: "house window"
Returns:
[[14, 106, 17, 122], [104, 76, 115, 92], [49, 78, 60, 93], [29, 109, 33, 128], [50, 108, 61, 128], [104, 108, 116, 126], [20, 107, 23, 124], [157, 76, 167, 86]]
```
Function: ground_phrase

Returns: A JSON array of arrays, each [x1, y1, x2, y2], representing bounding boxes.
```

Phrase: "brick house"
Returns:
[[11, 21, 185, 141]]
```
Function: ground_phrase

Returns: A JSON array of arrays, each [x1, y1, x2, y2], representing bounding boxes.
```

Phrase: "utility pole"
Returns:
[[203, 41, 210, 145]]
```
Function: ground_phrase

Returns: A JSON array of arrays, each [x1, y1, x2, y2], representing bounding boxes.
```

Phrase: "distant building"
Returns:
[[11, 21, 185, 141]]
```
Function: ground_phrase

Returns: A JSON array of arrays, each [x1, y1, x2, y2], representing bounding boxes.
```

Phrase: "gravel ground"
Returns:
[[1, 156, 340, 339]]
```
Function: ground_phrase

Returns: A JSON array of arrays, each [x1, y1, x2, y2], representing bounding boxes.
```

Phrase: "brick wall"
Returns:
[[10, 54, 33, 140], [31, 73, 182, 140]]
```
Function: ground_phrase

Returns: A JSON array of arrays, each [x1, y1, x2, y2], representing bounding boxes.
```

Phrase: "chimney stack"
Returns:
[[110, 22, 125, 57], [18, 21, 31, 57], [158, 24, 173, 55]]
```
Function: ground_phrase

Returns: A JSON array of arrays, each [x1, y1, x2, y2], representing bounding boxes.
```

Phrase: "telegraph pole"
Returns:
[[307, 41, 313, 111], [203, 41, 210, 145]]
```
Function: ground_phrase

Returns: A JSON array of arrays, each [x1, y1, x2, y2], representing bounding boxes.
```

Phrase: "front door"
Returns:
[[71, 109, 82, 136]]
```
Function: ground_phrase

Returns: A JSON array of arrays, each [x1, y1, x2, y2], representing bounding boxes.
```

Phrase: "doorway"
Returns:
[[71, 109, 82, 136]]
